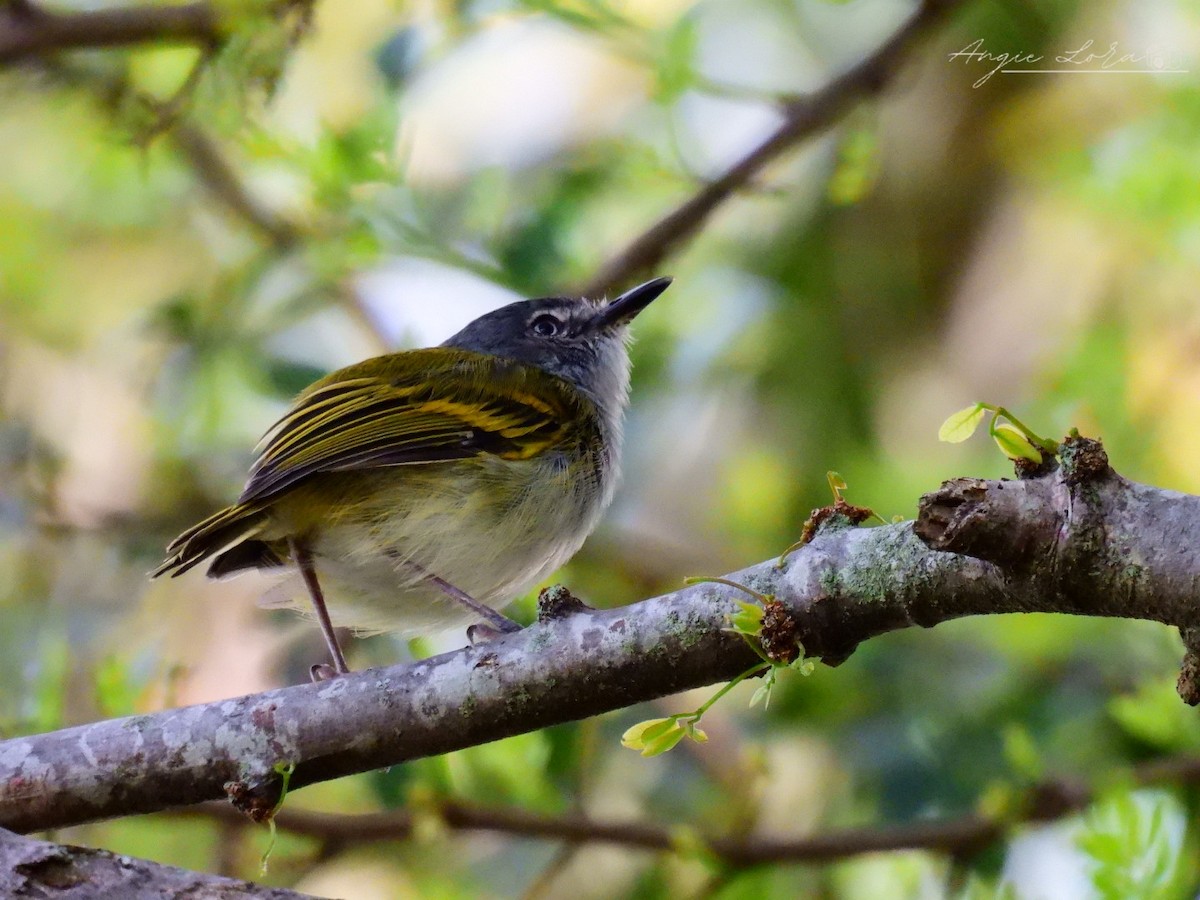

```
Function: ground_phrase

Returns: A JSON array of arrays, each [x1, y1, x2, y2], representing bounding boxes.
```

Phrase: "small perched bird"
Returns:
[[154, 277, 671, 677]]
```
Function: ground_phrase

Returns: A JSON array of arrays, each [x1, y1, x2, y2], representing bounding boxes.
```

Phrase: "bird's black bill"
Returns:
[[593, 276, 672, 329]]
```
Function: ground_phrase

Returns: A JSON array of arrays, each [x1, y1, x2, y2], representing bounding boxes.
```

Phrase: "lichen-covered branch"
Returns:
[[0, 827, 310, 898], [1, 444, 1198, 834]]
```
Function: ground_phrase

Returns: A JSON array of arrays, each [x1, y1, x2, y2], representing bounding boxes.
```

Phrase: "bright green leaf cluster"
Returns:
[[623, 571, 818, 756], [1077, 790, 1191, 900], [728, 599, 764, 638], [938, 402, 1059, 463], [938, 403, 989, 443], [621, 715, 708, 757], [1001, 723, 1044, 782], [1110, 678, 1200, 752], [750, 656, 816, 709], [992, 422, 1042, 463]]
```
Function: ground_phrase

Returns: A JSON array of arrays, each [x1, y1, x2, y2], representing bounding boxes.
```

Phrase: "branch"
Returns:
[[0, 827, 309, 898], [2, 442, 1198, 834], [0, 3, 220, 64], [182, 751, 1200, 867], [580, 0, 964, 297], [186, 796, 1004, 866], [3, 1, 964, 300], [173, 123, 301, 250]]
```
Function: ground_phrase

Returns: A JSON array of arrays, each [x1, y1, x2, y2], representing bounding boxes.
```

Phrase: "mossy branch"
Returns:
[[2, 439, 1199, 833]]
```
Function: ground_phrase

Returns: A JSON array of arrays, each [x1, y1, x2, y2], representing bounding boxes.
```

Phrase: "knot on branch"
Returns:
[[916, 437, 1116, 563], [912, 478, 990, 552], [1013, 454, 1058, 480], [1178, 629, 1200, 706], [1059, 433, 1111, 486], [537, 585, 592, 621], [760, 599, 801, 664], [224, 777, 282, 824], [915, 447, 1112, 582], [799, 499, 874, 546]]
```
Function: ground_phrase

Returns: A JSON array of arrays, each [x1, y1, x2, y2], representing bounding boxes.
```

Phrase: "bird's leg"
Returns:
[[395, 557, 523, 635], [288, 538, 350, 678], [424, 570, 524, 634]]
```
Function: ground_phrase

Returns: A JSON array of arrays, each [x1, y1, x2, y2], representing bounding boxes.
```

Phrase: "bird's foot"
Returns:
[[536, 584, 593, 621], [310, 663, 345, 682], [466, 620, 523, 644]]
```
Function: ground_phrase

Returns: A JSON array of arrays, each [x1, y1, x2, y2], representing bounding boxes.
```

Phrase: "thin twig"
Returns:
[[172, 124, 300, 250], [579, 0, 963, 297], [0, 2, 220, 63]]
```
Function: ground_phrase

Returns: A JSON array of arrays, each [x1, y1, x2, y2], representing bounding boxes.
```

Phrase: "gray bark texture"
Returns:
[[1, 439, 1197, 836], [0, 827, 316, 898]]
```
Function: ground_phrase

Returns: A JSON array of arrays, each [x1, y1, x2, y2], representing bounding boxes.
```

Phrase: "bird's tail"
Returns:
[[152, 503, 270, 578]]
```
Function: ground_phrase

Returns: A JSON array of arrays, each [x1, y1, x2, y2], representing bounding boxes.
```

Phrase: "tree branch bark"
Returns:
[[0, 3, 220, 64], [2, 441, 1198, 834], [0, 827, 311, 898]]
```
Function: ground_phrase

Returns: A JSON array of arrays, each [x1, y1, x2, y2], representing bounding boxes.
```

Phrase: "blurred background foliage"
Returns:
[[2, 0, 1200, 897]]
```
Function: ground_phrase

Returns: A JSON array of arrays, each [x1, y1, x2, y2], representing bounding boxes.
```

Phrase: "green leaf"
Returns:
[[828, 126, 880, 206], [259, 760, 295, 875], [1110, 677, 1200, 751], [654, 17, 698, 103], [992, 422, 1043, 462], [827, 471, 848, 495], [1001, 723, 1044, 781], [679, 718, 708, 744], [621, 717, 674, 751], [1077, 790, 1188, 900], [788, 655, 815, 676], [641, 722, 687, 757], [749, 669, 777, 708], [728, 600, 764, 636], [938, 403, 986, 442]]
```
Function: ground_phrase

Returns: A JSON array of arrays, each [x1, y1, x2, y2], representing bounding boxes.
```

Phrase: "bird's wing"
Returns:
[[238, 348, 586, 504]]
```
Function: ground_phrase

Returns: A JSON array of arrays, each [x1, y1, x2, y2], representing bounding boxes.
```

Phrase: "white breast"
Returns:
[[286, 443, 618, 636]]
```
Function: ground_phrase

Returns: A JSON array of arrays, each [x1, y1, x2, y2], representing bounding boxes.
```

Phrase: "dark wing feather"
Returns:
[[237, 348, 583, 505]]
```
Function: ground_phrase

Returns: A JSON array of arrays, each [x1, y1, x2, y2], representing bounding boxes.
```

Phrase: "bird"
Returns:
[[153, 276, 671, 677]]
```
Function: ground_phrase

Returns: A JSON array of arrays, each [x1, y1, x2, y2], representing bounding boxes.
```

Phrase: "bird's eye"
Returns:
[[530, 314, 563, 337]]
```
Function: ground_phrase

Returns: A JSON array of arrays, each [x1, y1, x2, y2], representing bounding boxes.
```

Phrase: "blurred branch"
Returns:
[[581, 0, 964, 297], [173, 123, 300, 251], [2, 438, 1199, 833], [179, 751, 1200, 866], [0, 827, 310, 898], [0, 2, 220, 64]]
